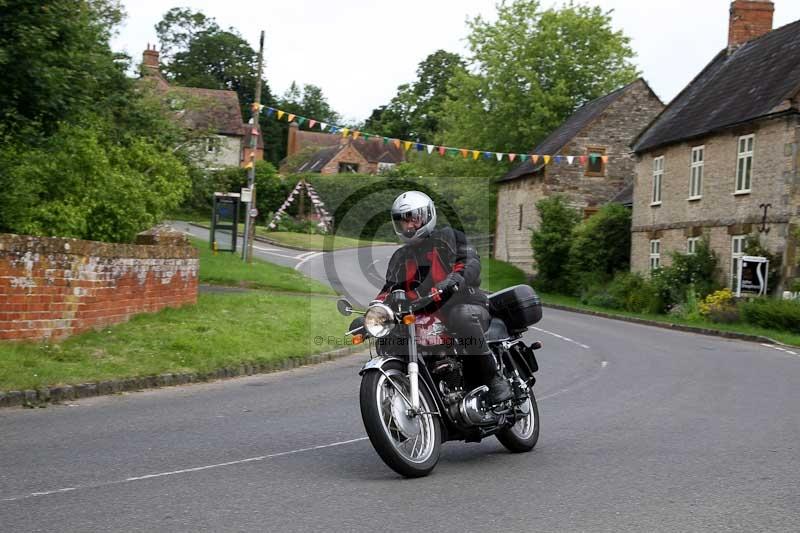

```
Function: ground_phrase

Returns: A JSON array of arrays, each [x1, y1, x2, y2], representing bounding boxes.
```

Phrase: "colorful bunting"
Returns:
[[260, 105, 615, 168]]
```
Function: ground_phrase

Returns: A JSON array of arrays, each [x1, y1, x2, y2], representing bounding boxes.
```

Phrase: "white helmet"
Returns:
[[391, 191, 437, 243]]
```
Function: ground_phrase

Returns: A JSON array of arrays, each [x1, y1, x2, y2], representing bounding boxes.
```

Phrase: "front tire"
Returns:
[[360, 361, 442, 477], [496, 383, 539, 453]]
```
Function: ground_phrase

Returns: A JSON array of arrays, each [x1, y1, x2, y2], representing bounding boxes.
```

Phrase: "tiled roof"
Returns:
[[352, 139, 404, 164], [169, 86, 245, 137], [634, 19, 800, 153], [496, 79, 645, 183], [296, 146, 341, 173]]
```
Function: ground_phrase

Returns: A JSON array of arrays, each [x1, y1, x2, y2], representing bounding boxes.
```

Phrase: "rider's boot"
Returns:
[[477, 353, 513, 404]]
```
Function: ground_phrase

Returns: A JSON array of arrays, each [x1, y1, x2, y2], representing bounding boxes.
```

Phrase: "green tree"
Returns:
[[530, 195, 580, 292], [0, 1, 193, 242], [154, 7, 220, 63], [439, 0, 638, 153], [567, 203, 631, 290], [365, 50, 466, 143], [0, 0, 125, 135]]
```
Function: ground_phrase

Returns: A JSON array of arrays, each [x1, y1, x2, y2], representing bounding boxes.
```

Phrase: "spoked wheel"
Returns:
[[360, 361, 442, 477], [496, 379, 539, 453]]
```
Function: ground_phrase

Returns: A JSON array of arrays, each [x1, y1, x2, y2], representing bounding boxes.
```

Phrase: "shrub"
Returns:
[[740, 298, 800, 332], [530, 196, 580, 293], [568, 203, 631, 292], [699, 288, 740, 323]]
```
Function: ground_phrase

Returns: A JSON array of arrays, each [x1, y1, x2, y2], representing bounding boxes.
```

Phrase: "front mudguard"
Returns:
[[358, 355, 406, 376]]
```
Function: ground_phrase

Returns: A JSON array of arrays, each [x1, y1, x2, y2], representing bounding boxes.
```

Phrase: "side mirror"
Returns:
[[336, 298, 353, 316]]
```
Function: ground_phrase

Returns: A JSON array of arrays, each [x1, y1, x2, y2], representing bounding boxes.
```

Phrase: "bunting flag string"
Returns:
[[258, 105, 614, 166]]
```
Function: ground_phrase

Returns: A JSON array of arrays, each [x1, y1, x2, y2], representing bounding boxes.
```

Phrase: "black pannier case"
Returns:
[[488, 284, 542, 332]]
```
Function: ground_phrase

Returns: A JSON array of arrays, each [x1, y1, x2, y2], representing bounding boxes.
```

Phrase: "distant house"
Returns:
[[139, 45, 262, 169], [631, 0, 800, 292], [280, 123, 404, 175], [494, 78, 664, 272]]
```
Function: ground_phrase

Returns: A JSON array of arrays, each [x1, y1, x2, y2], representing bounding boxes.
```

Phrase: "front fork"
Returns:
[[407, 323, 420, 411]]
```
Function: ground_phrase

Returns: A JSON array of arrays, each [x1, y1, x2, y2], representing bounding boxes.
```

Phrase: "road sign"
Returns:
[[241, 187, 252, 203], [249, 208, 259, 218]]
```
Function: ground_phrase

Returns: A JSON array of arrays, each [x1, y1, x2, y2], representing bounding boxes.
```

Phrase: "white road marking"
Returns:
[[530, 326, 590, 350], [1, 437, 369, 503], [294, 252, 323, 271], [760, 343, 799, 357], [252, 245, 303, 260]]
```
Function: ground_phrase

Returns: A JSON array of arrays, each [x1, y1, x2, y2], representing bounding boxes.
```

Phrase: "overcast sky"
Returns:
[[111, 0, 800, 125]]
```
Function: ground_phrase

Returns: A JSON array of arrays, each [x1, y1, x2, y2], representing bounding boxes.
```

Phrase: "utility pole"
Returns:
[[242, 30, 265, 263]]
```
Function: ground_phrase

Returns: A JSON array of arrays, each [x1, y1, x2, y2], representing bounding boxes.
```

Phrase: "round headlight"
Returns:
[[364, 303, 395, 338]]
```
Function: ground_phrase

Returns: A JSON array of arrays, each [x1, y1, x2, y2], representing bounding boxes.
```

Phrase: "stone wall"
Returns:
[[631, 115, 799, 288], [0, 229, 198, 341]]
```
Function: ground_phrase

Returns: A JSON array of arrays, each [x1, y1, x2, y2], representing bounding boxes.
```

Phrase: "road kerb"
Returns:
[[0, 344, 368, 409]]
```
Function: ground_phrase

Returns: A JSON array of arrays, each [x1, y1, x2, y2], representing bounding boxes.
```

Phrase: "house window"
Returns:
[[518, 205, 523, 231], [377, 162, 396, 174], [735, 134, 754, 193], [649, 239, 661, 270], [652, 156, 664, 205], [687, 237, 701, 255], [731, 235, 746, 290], [689, 146, 704, 199], [338, 162, 359, 173], [206, 137, 219, 153], [585, 147, 606, 176]]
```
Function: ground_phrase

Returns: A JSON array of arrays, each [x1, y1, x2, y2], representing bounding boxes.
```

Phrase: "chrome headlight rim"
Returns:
[[364, 303, 396, 338]]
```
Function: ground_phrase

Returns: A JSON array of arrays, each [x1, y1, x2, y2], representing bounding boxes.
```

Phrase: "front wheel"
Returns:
[[496, 383, 539, 453], [360, 361, 442, 477]]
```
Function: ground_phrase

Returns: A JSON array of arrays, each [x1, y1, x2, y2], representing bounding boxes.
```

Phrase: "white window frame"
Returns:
[[689, 146, 704, 200], [651, 156, 663, 206], [731, 235, 746, 290], [649, 239, 661, 270], [687, 237, 701, 255], [735, 134, 754, 194]]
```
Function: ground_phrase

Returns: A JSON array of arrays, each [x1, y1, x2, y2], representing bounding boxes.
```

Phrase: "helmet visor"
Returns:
[[392, 206, 431, 239]]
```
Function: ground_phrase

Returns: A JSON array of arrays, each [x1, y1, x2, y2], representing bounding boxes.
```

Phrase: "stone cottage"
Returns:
[[631, 0, 800, 292], [494, 78, 664, 272], [280, 122, 404, 175], [139, 46, 263, 169]]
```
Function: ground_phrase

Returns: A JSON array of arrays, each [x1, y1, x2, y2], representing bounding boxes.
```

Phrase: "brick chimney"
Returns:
[[141, 44, 161, 78], [728, 0, 774, 48], [287, 122, 299, 156]]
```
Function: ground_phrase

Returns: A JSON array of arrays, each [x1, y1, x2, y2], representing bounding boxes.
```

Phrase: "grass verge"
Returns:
[[0, 292, 351, 391], [193, 237, 335, 294], [254, 228, 393, 251], [539, 291, 800, 347], [480, 258, 528, 293]]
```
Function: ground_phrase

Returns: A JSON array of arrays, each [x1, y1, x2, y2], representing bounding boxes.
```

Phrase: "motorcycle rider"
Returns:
[[375, 191, 513, 404]]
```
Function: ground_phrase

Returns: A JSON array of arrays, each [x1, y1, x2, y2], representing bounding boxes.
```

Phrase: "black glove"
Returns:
[[435, 272, 464, 294]]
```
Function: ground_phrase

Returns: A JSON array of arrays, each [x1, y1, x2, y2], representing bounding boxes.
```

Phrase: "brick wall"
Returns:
[[0, 229, 198, 341], [320, 143, 372, 175], [631, 115, 798, 288]]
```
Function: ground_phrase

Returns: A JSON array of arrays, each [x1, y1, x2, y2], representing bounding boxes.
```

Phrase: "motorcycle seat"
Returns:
[[485, 317, 512, 343]]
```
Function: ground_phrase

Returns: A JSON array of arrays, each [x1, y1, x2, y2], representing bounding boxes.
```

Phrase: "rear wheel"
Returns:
[[360, 361, 442, 477], [496, 382, 539, 453]]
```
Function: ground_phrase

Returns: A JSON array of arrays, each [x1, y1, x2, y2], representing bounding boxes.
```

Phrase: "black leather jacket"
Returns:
[[376, 226, 487, 310]]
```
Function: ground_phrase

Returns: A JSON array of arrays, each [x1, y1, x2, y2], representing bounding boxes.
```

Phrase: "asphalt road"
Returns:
[[2, 232, 799, 532]]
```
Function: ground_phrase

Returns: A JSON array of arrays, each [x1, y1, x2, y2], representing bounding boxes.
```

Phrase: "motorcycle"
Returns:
[[336, 283, 543, 478]]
